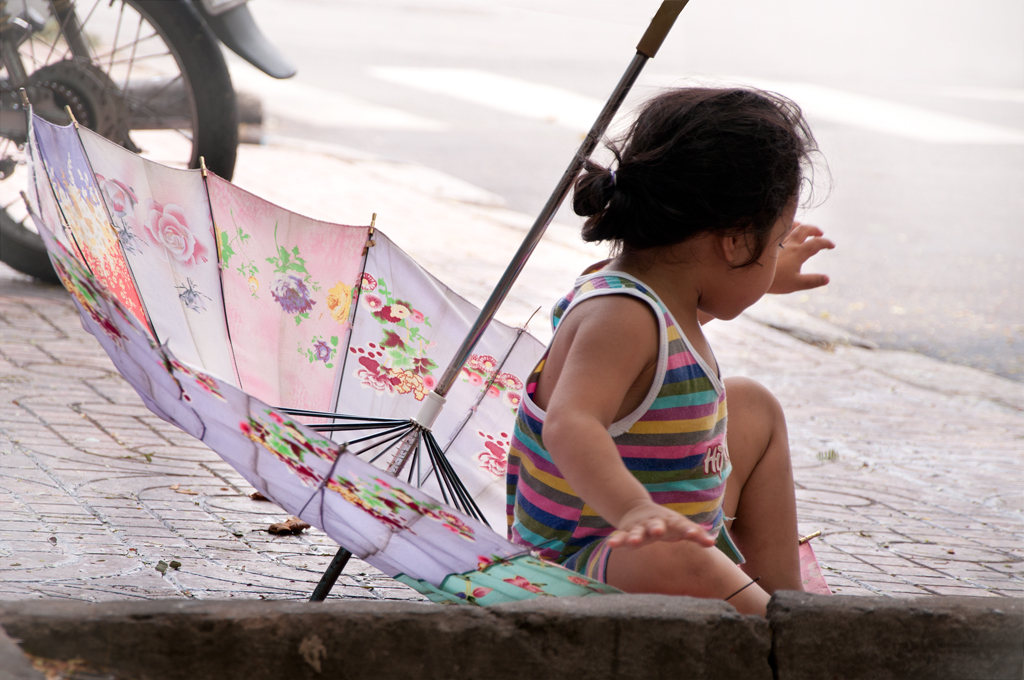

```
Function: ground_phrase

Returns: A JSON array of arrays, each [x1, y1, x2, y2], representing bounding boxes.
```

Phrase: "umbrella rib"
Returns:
[[68, 120, 161, 341], [423, 437, 451, 506], [309, 421, 406, 433], [439, 327, 528, 459], [406, 437, 422, 485], [424, 431, 488, 525], [362, 428, 418, 464], [328, 228, 373, 414], [279, 407, 402, 424], [344, 423, 414, 447]]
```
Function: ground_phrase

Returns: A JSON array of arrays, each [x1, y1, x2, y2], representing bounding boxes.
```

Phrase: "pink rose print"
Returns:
[[136, 199, 208, 265], [454, 586, 494, 603], [487, 385, 501, 399], [568, 575, 590, 586], [465, 371, 483, 387], [410, 309, 425, 324], [422, 375, 436, 390], [503, 575, 545, 594], [95, 175, 137, 218], [363, 293, 384, 311]]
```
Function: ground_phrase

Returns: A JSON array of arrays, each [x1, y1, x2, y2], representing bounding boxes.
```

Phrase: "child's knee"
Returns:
[[724, 376, 786, 428]]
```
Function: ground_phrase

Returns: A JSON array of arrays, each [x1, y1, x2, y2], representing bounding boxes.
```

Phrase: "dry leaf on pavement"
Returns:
[[267, 517, 310, 535]]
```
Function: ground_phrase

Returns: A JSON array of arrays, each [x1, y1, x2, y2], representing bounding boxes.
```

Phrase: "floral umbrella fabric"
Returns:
[[26, 112, 622, 604], [32, 113, 544, 530], [27, 109, 835, 603]]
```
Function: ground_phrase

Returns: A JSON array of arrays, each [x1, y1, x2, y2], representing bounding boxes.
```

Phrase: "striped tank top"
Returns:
[[506, 270, 742, 570]]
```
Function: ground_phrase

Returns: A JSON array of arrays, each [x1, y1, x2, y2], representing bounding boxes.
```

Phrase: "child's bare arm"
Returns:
[[768, 221, 834, 294], [541, 297, 716, 551]]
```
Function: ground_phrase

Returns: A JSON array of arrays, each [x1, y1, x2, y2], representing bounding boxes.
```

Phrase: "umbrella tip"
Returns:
[[19, 191, 34, 216], [363, 213, 377, 255], [63, 105, 79, 128], [199, 156, 208, 178], [18, 88, 30, 107], [798, 530, 822, 545]]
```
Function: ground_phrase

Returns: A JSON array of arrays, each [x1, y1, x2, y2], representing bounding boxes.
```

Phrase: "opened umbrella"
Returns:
[[23, 2, 714, 604]]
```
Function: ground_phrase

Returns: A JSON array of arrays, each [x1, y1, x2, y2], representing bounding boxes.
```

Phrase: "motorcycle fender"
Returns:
[[193, 1, 296, 79]]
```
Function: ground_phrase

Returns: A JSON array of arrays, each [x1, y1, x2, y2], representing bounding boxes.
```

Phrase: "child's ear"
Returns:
[[718, 234, 743, 265]]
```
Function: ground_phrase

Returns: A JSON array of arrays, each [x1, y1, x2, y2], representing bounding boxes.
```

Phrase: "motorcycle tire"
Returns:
[[0, 0, 238, 283], [0, 209, 59, 284]]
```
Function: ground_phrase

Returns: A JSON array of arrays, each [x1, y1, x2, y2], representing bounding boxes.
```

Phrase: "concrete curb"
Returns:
[[0, 625, 43, 680], [768, 592, 1024, 680], [2, 593, 1019, 680]]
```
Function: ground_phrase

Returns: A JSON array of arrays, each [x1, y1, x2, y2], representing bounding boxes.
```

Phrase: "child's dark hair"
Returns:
[[573, 87, 817, 265]]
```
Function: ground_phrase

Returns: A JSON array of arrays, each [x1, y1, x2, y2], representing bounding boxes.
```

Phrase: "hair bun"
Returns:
[[572, 162, 617, 218]]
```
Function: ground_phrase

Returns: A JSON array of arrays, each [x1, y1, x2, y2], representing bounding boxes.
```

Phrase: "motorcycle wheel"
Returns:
[[0, 0, 238, 283]]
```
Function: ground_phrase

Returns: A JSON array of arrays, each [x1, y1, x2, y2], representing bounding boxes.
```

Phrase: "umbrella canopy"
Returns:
[[30, 112, 546, 528], [26, 109, 620, 605]]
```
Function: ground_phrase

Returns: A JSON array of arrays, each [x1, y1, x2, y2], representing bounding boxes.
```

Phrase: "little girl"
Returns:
[[506, 88, 834, 616]]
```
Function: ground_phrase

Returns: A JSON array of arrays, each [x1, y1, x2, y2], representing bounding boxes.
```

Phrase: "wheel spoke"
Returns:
[[105, 51, 177, 68], [91, 31, 166, 63], [108, 0, 125, 73], [119, 13, 142, 98], [5, 0, 225, 247]]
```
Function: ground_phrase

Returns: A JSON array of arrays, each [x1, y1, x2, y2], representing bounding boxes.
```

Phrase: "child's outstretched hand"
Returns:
[[607, 500, 716, 550], [768, 222, 835, 294]]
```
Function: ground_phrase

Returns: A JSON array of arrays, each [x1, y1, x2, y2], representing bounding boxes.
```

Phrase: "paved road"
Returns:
[[1, 140, 1022, 603], [240, 0, 1024, 380]]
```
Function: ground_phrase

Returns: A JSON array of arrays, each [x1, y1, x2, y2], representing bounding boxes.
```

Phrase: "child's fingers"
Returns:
[[607, 518, 715, 549], [791, 236, 835, 261], [666, 519, 716, 547], [790, 273, 830, 290], [787, 222, 824, 243]]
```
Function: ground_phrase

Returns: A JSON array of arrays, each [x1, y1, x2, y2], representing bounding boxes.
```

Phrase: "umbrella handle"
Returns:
[[432, 0, 690, 398], [637, 0, 690, 58]]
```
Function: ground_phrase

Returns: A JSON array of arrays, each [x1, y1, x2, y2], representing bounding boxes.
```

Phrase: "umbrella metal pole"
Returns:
[[431, 1, 688, 398], [432, 53, 647, 397], [309, 546, 353, 602], [309, 0, 688, 604]]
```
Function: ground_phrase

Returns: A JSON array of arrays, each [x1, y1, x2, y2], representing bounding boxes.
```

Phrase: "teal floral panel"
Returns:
[[395, 553, 621, 606]]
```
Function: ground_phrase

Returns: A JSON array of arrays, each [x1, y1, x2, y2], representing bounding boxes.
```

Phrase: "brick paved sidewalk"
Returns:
[[1, 140, 1021, 603]]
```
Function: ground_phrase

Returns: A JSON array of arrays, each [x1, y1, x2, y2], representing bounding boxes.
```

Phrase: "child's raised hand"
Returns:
[[768, 222, 835, 294], [607, 500, 716, 550]]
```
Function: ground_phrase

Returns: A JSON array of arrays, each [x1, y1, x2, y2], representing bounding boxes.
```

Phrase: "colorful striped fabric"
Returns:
[[506, 271, 742, 578]]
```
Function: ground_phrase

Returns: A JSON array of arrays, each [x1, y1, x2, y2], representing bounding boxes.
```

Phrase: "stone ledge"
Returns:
[[769, 591, 1024, 680], [0, 595, 770, 680], [1, 593, 1019, 680]]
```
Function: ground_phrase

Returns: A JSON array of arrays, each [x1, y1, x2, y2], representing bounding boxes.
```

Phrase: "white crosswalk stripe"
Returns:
[[230, 63, 446, 131], [371, 67, 604, 132], [642, 74, 1024, 145], [366, 66, 1024, 145]]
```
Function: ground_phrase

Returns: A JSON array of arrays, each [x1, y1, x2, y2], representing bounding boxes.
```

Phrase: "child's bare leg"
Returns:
[[721, 376, 802, 594], [606, 538, 771, 616]]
